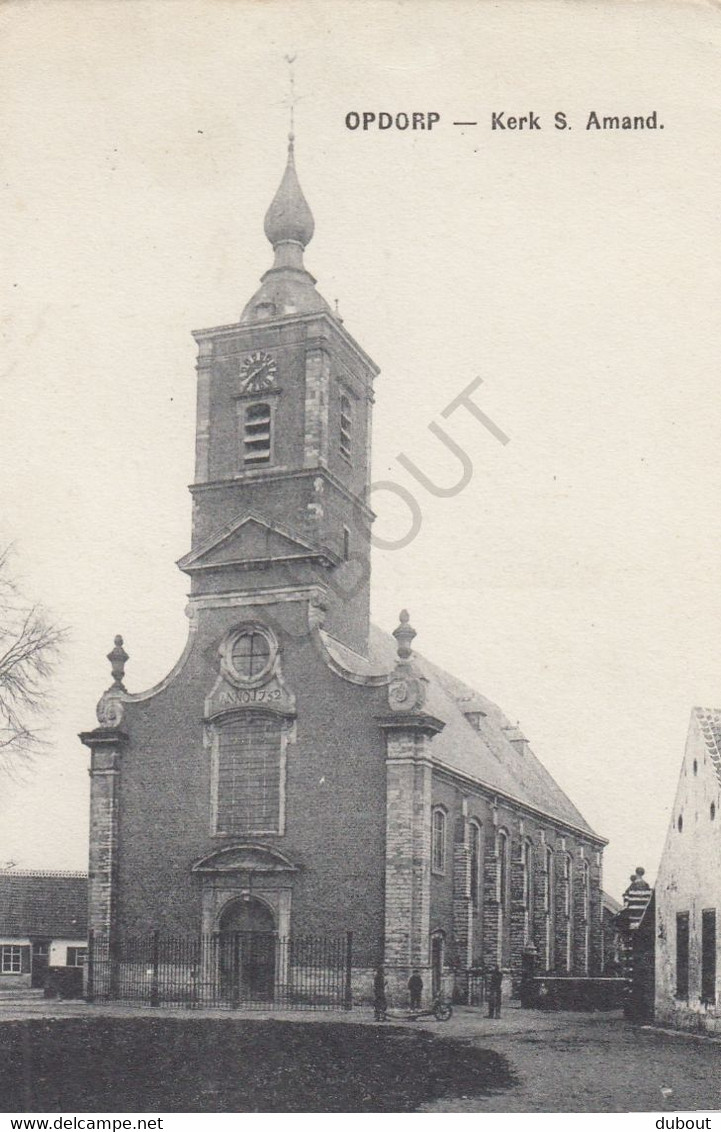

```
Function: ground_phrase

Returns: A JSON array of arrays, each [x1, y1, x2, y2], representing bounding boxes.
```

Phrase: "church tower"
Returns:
[[178, 136, 378, 656]]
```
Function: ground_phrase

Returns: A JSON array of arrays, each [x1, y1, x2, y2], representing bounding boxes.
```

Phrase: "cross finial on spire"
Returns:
[[285, 54, 297, 143], [263, 63, 315, 253]]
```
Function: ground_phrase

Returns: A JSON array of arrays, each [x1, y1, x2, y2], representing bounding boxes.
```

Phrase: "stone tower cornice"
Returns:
[[191, 310, 380, 380]]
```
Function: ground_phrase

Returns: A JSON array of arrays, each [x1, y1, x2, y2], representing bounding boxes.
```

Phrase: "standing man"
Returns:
[[373, 966, 388, 1021], [408, 969, 423, 1011], [488, 966, 503, 1019]]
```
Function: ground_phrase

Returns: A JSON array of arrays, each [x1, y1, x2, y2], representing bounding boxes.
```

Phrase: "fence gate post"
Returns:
[[232, 933, 241, 1007], [86, 930, 94, 1003], [344, 931, 353, 1010], [150, 930, 160, 1007]]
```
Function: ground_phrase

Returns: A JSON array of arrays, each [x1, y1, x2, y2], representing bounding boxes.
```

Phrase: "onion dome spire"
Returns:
[[240, 134, 330, 325], [263, 135, 315, 251]]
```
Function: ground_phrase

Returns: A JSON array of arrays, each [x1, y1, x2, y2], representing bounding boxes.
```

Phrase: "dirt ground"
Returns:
[[416, 1007, 721, 1113], [1, 998, 719, 1113]]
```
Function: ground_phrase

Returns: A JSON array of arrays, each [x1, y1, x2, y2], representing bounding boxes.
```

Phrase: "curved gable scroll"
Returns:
[[191, 844, 298, 874]]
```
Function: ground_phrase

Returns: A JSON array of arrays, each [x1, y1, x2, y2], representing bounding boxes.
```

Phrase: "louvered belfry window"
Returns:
[[243, 402, 272, 466], [215, 715, 282, 834], [340, 395, 352, 461]]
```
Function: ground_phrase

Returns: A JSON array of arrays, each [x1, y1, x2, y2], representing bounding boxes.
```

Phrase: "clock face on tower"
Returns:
[[239, 351, 277, 393]]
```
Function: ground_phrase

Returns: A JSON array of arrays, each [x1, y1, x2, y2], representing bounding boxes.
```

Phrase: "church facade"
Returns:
[[80, 137, 606, 1004]]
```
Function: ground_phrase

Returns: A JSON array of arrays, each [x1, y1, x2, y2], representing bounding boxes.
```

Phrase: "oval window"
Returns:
[[229, 628, 274, 683]]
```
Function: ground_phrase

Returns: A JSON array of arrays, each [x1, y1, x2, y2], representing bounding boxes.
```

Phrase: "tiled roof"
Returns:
[[694, 707, 721, 785], [325, 625, 602, 840], [0, 871, 87, 939]]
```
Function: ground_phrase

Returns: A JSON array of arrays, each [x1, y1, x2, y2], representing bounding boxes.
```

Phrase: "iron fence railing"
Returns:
[[87, 930, 353, 1010]]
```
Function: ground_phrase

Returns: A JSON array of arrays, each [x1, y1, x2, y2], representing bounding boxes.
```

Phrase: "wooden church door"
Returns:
[[218, 898, 276, 1002]]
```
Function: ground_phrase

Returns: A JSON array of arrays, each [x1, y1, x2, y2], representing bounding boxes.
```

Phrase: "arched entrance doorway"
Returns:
[[218, 897, 276, 1002]]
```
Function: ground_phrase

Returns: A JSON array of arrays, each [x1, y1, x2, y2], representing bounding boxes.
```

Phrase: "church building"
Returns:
[[80, 135, 606, 1005]]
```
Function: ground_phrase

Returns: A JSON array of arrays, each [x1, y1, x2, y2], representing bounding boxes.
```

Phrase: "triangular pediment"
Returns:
[[177, 512, 336, 575]]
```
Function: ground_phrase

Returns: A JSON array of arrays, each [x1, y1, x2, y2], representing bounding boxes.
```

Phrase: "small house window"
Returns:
[[340, 395, 352, 462], [1, 946, 22, 974], [243, 402, 272, 466], [431, 808, 446, 873], [66, 947, 87, 968]]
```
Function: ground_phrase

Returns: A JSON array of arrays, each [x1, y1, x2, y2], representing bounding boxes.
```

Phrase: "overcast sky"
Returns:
[[1, 0, 720, 901]]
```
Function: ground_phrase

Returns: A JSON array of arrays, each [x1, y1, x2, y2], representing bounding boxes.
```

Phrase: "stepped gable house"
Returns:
[[80, 136, 607, 1002]]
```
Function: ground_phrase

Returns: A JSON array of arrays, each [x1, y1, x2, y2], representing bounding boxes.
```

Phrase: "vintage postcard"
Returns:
[[1, 0, 720, 1116]]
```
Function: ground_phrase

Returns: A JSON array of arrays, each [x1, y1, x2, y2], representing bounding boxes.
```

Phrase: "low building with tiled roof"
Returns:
[[655, 707, 721, 1032], [0, 870, 87, 991]]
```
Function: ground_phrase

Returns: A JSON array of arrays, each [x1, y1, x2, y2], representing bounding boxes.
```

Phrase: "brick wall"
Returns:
[[101, 599, 389, 968], [428, 779, 605, 993]]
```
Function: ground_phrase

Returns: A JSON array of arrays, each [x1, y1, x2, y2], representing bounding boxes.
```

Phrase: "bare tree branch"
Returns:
[[0, 546, 67, 775]]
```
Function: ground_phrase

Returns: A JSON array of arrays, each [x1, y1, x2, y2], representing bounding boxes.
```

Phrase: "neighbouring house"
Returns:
[[616, 867, 653, 977], [655, 707, 721, 1032], [0, 870, 87, 991], [626, 891, 656, 1021], [613, 868, 654, 1020], [79, 136, 607, 1008]]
